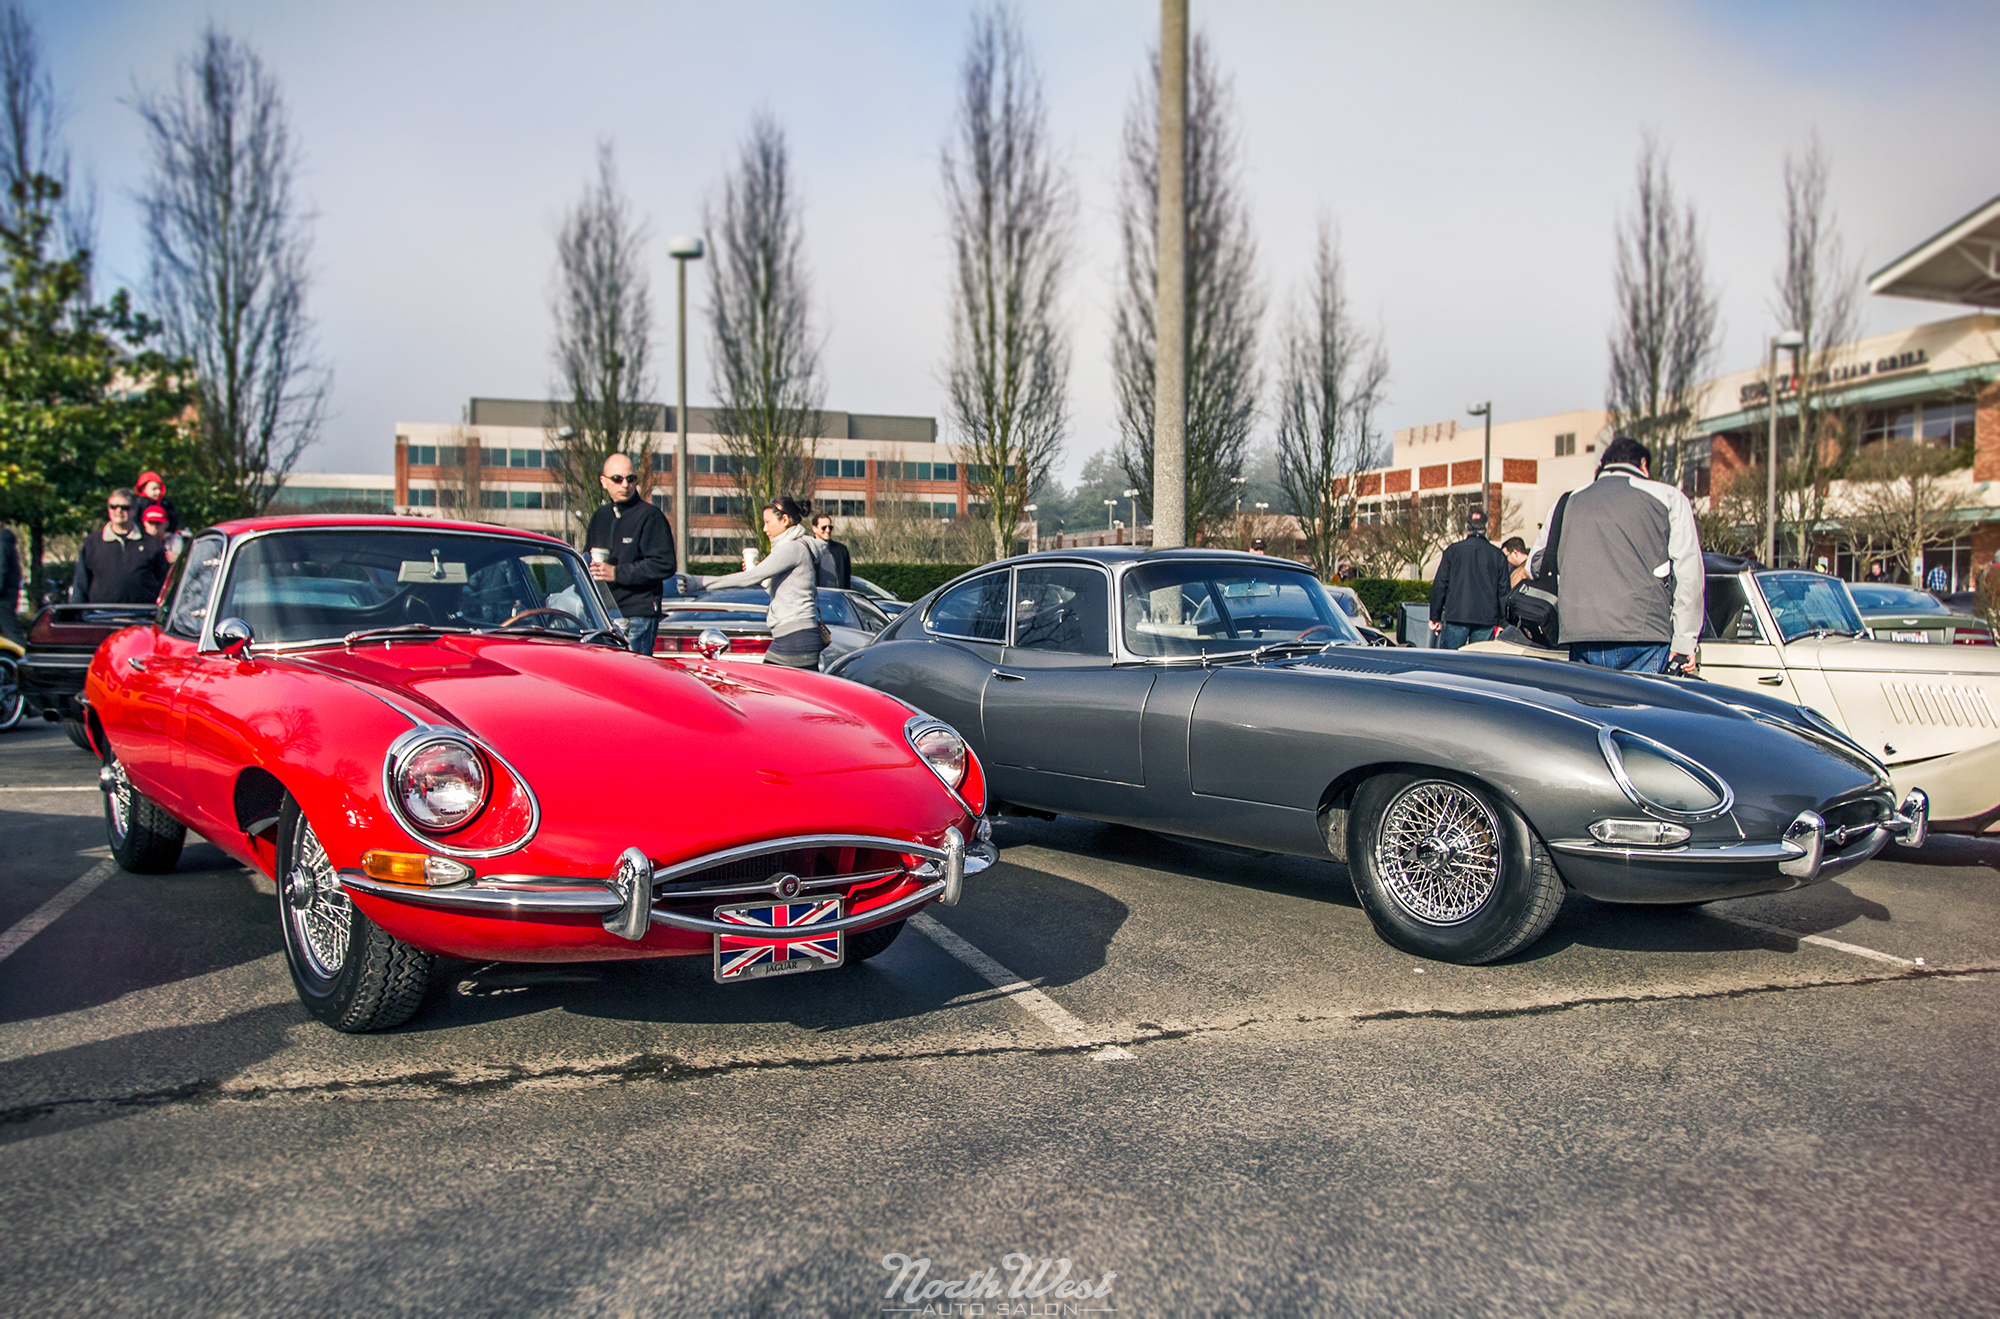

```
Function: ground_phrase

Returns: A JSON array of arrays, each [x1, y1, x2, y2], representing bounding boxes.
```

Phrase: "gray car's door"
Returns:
[[982, 565, 1153, 790]]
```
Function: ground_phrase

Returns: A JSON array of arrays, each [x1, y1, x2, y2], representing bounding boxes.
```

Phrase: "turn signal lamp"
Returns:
[[1588, 819, 1692, 848], [363, 849, 474, 887]]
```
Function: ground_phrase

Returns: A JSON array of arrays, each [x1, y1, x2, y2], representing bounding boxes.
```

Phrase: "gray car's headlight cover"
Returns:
[[1599, 727, 1734, 821]]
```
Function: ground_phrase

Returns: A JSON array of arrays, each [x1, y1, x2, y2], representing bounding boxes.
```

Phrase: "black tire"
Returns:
[[62, 716, 91, 751], [277, 797, 433, 1032], [104, 748, 186, 874], [1346, 771, 1563, 964], [0, 658, 23, 731], [846, 918, 906, 962]]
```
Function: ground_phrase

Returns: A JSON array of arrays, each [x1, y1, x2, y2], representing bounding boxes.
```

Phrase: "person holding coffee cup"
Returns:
[[584, 452, 676, 655]]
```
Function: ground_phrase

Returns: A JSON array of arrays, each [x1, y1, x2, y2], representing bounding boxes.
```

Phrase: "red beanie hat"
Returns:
[[137, 471, 166, 492]]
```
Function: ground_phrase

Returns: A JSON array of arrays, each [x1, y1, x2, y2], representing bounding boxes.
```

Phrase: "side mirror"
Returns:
[[213, 616, 254, 657], [696, 628, 731, 660]]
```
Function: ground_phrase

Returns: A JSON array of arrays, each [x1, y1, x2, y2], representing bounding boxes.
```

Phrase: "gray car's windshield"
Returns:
[[1121, 562, 1359, 656], [212, 529, 611, 646], [1754, 571, 1867, 642]]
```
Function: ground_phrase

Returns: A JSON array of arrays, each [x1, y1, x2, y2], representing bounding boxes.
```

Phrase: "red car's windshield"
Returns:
[[210, 529, 612, 646]]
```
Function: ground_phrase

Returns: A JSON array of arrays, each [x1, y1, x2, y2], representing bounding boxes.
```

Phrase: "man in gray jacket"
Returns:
[[1529, 436, 1703, 675]]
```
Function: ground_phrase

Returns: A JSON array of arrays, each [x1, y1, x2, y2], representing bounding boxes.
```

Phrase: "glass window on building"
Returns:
[[507, 448, 543, 469], [1681, 437, 1712, 498], [651, 452, 673, 473], [1554, 432, 1576, 457], [480, 489, 507, 509], [482, 446, 507, 468], [408, 488, 438, 507], [1921, 401, 1977, 449], [409, 444, 438, 466]]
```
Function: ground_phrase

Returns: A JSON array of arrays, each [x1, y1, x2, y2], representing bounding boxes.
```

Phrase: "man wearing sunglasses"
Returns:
[[72, 487, 169, 605], [585, 452, 676, 655]]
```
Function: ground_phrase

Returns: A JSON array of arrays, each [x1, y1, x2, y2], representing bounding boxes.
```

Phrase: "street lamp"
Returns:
[[1467, 401, 1492, 522], [1764, 330, 1805, 567], [1024, 503, 1038, 551], [1231, 475, 1248, 511], [1254, 501, 1269, 512], [667, 234, 705, 574], [1122, 488, 1141, 539], [1104, 498, 1118, 531]]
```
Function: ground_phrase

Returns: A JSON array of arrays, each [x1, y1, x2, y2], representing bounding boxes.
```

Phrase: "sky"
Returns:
[[30, 0, 2000, 483]]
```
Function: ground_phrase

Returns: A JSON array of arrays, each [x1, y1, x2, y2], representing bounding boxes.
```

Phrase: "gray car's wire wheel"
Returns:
[[1346, 772, 1563, 964], [102, 747, 186, 874], [277, 797, 434, 1032]]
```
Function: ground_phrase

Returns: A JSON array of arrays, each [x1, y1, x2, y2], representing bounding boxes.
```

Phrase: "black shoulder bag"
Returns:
[[1505, 493, 1567, 644]]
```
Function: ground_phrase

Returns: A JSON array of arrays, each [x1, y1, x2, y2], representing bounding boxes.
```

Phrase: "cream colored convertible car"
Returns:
[[1470, 554, 2000, 835]]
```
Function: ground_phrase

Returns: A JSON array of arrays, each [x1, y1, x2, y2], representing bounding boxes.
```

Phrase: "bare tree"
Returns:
[[548, 142, 657, 539], [706, 113, 822, 550], [1770, 133, 1861, 565], [1606, 133, 1719, 489], [137, 26, 325, 517], [0, 3, 91, 269], [1274, 222, 1388, 579], [1111, 32, 1262, 539], [942, 5, 1073, 563], [1838, 440, 1976, 586]]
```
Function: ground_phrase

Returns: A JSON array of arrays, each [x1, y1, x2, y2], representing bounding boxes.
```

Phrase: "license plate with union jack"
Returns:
[[712, 897, 845, 983]]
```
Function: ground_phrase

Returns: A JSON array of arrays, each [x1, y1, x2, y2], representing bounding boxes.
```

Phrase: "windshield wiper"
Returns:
[[1790, 626, 1866, 641], [1247, 639, 1336, 663], [341, 623, 474, 647]]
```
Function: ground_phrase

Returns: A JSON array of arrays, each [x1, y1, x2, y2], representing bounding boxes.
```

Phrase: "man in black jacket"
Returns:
[[74, 488, 169, 605], [1428, 507, 1510, 649], [811, 512, 851, 589], [585, 453, 676, 654]]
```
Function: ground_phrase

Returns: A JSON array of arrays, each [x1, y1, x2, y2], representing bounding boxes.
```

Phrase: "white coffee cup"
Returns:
[[590, 548, 610, 565]]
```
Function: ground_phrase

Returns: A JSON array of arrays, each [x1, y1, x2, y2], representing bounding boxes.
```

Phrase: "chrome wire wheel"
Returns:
[[1373, 778, 1503, 925], [283, 815, 351, 980], [105, 756, 133, 848]]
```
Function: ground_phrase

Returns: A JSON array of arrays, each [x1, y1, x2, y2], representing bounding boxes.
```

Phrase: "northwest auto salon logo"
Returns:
[[880, 1252, 1120, 1315]]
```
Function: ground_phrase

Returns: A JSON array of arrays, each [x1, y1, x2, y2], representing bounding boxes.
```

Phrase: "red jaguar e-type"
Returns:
[[83, 516, 992, 1031]]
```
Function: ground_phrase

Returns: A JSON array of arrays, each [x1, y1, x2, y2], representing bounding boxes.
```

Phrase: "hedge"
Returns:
[[1349, 577, 1431, 622], [687, 560, 978, 604]]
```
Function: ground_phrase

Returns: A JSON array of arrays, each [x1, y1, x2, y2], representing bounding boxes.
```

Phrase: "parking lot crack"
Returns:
[[1347, 964, 2000, 1024]]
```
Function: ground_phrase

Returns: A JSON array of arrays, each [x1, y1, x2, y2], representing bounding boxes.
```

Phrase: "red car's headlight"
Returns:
[[906, 718, 968, 793], [393, 736, 489, 831]]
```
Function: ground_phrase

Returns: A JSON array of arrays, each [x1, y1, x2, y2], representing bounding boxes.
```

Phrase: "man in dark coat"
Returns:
[[74, 488, 169, 605], [1428, 507, 1511, 650], [585, 453, 676, 655], [811, 512, 851, 589], [0, 525, 21, 642]]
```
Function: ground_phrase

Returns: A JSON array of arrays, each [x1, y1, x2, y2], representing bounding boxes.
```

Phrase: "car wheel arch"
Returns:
[[233, 766, 289, 840], [1317, 761, 1561, 881]]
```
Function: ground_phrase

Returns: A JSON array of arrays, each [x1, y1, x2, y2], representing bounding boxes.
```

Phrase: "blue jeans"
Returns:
[[623, 614, 660, 656], [1435, 623, 1497, 650], [1568, 642, 1669, 673]]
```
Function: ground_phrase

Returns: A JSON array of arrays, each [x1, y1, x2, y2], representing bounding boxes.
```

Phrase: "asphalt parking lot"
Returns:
[[2, 718, 1998, 1316]]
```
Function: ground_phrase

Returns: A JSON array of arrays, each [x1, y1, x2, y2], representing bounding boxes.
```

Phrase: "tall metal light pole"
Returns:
[[1151, 0, 1190, 549], [1763, 330, 1805, 567], [1105, 498, 1118, 531], [1123, 488, 1141, 541], [1024, 503, 1038, 552], [1466, 401, 1492, 523], [667, 235, 705, 574]]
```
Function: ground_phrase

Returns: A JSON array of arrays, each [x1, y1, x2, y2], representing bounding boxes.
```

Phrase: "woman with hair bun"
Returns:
[[687, 496, 835, 669]]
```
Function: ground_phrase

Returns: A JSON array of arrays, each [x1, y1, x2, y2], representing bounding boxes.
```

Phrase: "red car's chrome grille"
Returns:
[[652, 843, 910, 902]]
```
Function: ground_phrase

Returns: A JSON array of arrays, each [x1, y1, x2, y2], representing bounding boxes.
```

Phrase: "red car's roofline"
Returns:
[[205, 513, 572, 548]]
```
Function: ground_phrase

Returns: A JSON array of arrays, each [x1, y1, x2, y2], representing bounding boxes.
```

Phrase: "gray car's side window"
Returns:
[[928, 571, 1010, 642], [1012, 566, 1110, 655], [166, 535, 226, 640]]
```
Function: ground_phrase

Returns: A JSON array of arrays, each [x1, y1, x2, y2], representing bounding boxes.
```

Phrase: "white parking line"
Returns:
[[0, 785, 98, 792], [910, 911, 1133, 1061], [1717, 914, 1918, 969], [0, 859, 118, 967]]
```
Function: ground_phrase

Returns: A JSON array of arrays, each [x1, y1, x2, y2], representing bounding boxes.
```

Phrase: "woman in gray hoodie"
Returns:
[[690, 497, 834, 669]]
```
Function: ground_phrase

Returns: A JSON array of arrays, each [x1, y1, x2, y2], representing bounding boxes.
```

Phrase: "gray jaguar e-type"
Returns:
[[826, 549, 1928, 964]]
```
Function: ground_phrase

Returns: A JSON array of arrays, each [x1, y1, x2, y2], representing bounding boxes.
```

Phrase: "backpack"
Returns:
[[1504, 493, 1568, 644]]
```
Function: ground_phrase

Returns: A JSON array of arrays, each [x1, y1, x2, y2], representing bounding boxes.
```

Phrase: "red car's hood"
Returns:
[[283, 636, 954, 871]]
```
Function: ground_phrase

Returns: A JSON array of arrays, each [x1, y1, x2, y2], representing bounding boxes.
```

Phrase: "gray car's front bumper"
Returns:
[[1547, 791, 1927, 903]]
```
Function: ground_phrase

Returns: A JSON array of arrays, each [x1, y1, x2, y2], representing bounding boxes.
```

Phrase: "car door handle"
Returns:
[[991, 669, 1026, 681], [126, 656, 146, 672], [1757, 675, 1783, 686]]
